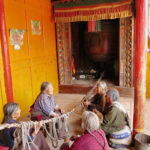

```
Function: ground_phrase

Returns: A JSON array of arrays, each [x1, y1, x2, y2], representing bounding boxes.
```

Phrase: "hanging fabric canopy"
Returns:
[[54, 0, 133, 22]]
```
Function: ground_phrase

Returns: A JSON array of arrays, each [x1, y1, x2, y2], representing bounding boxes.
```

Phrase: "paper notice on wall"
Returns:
[[14, 44, 20, 50]]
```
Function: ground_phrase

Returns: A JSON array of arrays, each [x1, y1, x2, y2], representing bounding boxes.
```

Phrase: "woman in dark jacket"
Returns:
[[0, 102, 50, 150], [83, 81, 107, 113]]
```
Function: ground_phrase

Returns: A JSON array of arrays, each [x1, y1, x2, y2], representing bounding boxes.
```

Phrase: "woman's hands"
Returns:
[[83, 101, 91, 108], [60, 108, 65, 114], [51, 108, 65, 117], [63, 135, 79, 144], [70, 135, 79, 141], [55, 105, 65, 114], [51, 112, 60, 117]]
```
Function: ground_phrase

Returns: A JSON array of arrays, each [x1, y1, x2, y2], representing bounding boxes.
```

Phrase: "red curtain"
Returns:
[[88, 21, 96, 32]]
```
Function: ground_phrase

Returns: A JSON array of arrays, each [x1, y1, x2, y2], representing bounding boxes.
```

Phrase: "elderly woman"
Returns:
[[30, 82, 68, 142], [31, 82, 64, 120], [60, 111, 109, 150], [0, 103, 50, 150], [84, 81, 107, 113], [101, 89, 132, 148]]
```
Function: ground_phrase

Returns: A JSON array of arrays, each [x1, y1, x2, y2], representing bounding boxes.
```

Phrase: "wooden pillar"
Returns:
[[0, 0, 13, 102], [133, 0, 148, 135]]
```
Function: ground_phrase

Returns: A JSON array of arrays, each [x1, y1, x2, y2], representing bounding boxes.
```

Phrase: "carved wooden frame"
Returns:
[[119, 17, 134, 87]]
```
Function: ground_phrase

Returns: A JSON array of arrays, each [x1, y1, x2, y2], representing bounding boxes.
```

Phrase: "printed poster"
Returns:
[[10, 29, 24, 46], [31, 20, 41, 35]]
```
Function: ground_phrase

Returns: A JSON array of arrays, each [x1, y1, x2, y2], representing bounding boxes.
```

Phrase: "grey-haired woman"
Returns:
[[31, 82, 64, 120], [60, 111, 109, 150], [30, 82, 69, 142], [0, 102, 50, 150], [83, 81, 107, 113], [101, 89, 132, 148]]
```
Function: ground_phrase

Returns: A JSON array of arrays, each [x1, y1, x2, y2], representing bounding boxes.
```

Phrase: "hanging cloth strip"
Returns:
[[54, 0, 133, 22]]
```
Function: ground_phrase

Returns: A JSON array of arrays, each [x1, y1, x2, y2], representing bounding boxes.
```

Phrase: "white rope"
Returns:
[[0, 111, 72, 130], [0, 97, 93, 132], [64, 114, 69, 133], [20, 121, 39, 150], [42, 114, 69, 148], [0, 76, 103, 131], [43, 122, 58, 148], [0, 77, 103, 150]]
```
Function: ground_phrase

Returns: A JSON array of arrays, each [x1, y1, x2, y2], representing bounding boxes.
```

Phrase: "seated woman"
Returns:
[[60, 111, 109, 150], [31, 82, 64, 120], [100, 89, 132, 148], [83, 81, 107, 113], [30, 82, 68, 142], [0, 102, 50, 150]]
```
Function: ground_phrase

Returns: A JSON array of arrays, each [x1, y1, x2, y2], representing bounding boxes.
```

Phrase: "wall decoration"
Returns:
[[119, 17, 133, 87], [10, 29, 24, 50], [31, 20, 41, 35], [56, 23, 72, 85], [54, 0, 132, 22]]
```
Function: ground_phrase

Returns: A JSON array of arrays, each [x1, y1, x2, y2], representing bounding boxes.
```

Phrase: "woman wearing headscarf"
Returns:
[[60, 111, 109, 150], [0, 102, 50, 150]]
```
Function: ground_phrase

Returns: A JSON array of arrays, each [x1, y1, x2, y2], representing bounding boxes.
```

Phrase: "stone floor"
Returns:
[[45, 94, 150, 150]]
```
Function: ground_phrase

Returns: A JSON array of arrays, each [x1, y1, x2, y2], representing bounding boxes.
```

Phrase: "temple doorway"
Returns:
[[56, 17, 134, 96], [71, 20, 119, 86]]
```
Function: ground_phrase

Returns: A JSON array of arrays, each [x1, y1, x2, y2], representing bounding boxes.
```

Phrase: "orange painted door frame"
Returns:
[[0, 0, 13, 102]]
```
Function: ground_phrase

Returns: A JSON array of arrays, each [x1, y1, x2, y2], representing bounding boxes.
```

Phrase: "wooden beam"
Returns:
[[59, 85, 134, 98]]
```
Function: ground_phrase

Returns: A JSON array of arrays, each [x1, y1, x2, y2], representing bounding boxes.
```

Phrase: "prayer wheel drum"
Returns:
[[85, 21, 117, 62], [135, 133, 150, 150]]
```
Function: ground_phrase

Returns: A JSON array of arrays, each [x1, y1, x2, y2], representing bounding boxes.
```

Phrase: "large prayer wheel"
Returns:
[[85, 20, 117, 62]]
